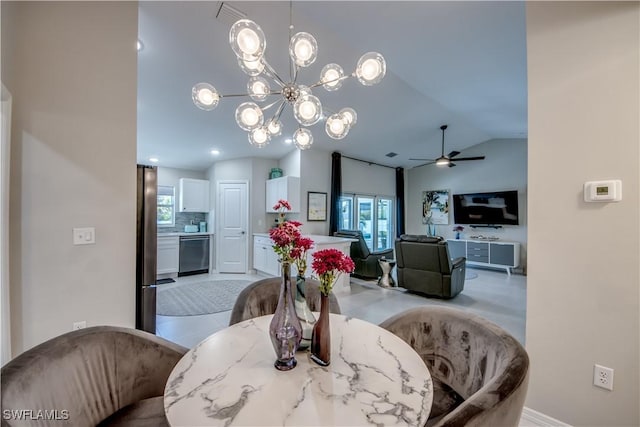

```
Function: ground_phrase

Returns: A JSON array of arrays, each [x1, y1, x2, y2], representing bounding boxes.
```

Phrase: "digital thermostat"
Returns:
[[584, 180, 622, 202]]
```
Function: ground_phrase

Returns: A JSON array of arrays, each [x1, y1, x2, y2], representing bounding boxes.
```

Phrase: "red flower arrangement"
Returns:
[[453, 225, 464, 232], [269, 199, 306, 263], [273, 199, 291, 212], [312, 248, 355, 295], [291, 236, 314, 276]]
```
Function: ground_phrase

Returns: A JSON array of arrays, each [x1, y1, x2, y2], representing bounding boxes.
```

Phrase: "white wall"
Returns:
[[278, 149, 300, 178], [298, 149, 331, 235], [2, 2, 138, 355], [342, 157, 396, 197], [526, 2, 639, 425], [406, 139, 528, 270], [157, 166, 205, 206], [251, 157, 278, 233]]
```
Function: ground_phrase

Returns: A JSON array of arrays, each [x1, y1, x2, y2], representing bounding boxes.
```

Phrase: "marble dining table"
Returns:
[[164, 314, 433, 426]]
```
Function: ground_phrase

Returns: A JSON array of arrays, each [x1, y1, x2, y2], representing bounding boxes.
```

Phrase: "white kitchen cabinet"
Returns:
[[253, 235, 279, 276], [157, 235, 179, 274], [179, 178, 210, 213], [265, 176, 300, 213]]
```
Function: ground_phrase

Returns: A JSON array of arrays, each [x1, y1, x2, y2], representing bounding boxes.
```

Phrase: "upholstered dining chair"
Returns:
[[1, 326, 187, 427], [379, 306, 529, 427], [229, 276, 341, 326]]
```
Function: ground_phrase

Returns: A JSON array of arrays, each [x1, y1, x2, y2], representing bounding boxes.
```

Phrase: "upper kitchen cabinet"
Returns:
[[179, 178, 210, 212], [266, 176, 300, 213]]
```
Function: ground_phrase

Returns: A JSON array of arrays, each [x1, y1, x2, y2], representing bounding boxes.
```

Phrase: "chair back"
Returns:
[[395, 235, 452, 273], [1, 326, 186, 426], [334, 230, 371, 258], [380, 306, 529, 427], [229, 277, 342, 326]]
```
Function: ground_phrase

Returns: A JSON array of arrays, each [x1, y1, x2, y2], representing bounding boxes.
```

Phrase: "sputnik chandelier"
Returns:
[[191, 9, 386, 150]]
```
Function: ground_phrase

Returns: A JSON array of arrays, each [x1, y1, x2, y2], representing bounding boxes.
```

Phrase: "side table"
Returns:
[[378, 258, 396, 288]]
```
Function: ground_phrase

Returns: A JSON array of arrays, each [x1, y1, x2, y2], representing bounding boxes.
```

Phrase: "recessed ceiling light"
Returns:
[[284, 138, 293, 145], [210, 149, 220, 155], [137, 39, 144, 52], [149, 157, 158, 163]]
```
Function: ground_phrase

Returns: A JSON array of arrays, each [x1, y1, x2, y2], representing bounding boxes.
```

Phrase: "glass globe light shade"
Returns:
[[325, 114, 349, 140], [293, 95, 322, 126], [229, 19, 266, 62], [192, 83, 220, 111], [249, 126, 270, 147], [339, 107, 357, 127], [266, 119, 282, 136], [235, 102, 264, 131], [289, 32, 318, 67], [297, 85, 312, 97], [356, 52, 386, 86], [293, 128, 313, 150], [238, 58, 265, 76], [321, 63, 344, 91], [247, 76, 270, 101]]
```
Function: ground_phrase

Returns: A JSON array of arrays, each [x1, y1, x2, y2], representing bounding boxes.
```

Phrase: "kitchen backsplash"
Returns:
[[158, 212, 207, 233]]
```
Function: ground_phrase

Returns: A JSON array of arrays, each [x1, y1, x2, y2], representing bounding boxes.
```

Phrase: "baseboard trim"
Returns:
[[521, 407, 571, 426]]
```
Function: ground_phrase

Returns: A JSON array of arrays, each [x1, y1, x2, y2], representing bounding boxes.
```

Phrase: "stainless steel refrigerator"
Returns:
[[136, 165, 157, 333]]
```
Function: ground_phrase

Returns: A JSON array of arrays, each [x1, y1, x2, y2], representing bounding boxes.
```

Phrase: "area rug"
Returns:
[[157, 280, 252, 316]]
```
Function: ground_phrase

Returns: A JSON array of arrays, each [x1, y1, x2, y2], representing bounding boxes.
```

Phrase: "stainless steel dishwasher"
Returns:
[[178, 235, 210, 276]]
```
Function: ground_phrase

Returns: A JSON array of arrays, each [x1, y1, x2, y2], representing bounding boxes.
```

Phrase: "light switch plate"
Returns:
[[73, 227, 95, 245]]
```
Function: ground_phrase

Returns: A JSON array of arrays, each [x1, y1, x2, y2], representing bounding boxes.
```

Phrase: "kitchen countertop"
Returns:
[[158, 232, 214, 237]]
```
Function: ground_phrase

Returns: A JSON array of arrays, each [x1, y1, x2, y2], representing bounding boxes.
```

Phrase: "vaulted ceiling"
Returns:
[[137, 1, 527, 170]]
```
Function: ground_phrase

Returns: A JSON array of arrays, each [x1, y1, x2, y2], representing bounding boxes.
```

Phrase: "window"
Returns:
[[157, 185, 175, 227], [340, 193, 394, 251]]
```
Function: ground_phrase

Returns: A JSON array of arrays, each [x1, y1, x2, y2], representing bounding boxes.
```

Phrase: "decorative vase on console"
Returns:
[[310, 248, 355, 366], [268, 200, 303, 370], [292, 236, 316, 350], [453, 225, 464, 240]]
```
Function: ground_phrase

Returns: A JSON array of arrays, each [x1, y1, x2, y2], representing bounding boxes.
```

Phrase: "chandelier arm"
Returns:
[[270, 101, 287, 123], [292, 65, 300, 84], [261, 99, 284, 111], [263, 60, 287, 87], [262, 68, 285, 88], [309, 74, 352, 89]]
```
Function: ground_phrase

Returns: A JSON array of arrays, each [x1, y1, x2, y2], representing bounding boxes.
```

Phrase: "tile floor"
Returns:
[[156, 267, 526, 348]]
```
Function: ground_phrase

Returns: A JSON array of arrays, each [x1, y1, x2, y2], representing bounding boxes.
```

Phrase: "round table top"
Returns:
[[164, 314, 433, 426]]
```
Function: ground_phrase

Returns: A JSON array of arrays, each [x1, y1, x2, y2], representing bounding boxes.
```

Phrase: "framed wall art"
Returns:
[[307, 191, 327, 221], [422, 190, 449, 225]]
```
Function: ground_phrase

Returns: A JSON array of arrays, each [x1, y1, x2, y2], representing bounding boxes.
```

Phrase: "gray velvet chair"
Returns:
[[379, 306, 529, 427], [229, 277, 341, 325], [395, 234, 466, 299], [1, 326, 187, 427], [333, 229, 394, 279]]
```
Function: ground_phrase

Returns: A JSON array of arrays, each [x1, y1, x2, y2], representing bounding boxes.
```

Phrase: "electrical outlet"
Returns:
[[593, 364, 614, 391], [72, 321, 87, 331]]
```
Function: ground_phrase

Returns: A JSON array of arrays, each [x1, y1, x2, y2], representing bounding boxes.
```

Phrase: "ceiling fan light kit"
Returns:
[[410, 124, 486, 168], [192, 7, 386, 149]]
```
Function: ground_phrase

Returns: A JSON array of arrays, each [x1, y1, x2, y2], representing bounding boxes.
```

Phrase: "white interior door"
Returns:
[[217, 181, 248, 273]]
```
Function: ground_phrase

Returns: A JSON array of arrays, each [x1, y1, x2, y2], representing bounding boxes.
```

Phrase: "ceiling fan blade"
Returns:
[[448, 150, 461, 158], [448, 162, 457, 168], [412, 161, 436, 168], [409, 158, 437, 161], [450, 156, 486, 161]]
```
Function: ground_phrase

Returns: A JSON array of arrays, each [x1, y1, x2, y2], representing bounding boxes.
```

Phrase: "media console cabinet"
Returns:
[[446, 239, 520, 275]]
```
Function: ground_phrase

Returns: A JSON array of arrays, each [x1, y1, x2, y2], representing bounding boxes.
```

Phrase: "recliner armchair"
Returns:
[[333, 229, 394, 279], [395, 234, 465, 299]]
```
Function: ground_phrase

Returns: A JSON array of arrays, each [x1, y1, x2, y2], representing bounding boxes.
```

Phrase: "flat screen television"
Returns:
[[453, 190, 519, 225]]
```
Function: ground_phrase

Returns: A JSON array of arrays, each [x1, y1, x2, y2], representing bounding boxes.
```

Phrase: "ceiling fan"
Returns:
[[410, 124, 485, 167]]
